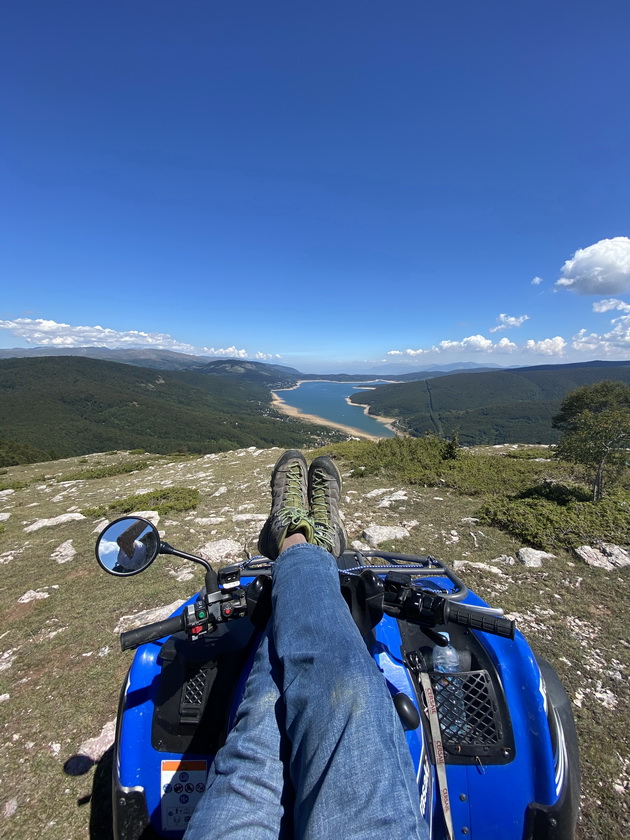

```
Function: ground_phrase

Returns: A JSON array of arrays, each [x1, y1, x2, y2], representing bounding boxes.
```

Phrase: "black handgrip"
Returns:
[[120, 613, 185, 651], [445, 602, 515, 639]]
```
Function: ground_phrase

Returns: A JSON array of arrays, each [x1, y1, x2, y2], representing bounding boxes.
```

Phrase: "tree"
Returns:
[[553, 381, 630, 501]]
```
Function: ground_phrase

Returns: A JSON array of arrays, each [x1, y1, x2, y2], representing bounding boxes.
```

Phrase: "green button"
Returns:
[[197, 610, 207, 619]]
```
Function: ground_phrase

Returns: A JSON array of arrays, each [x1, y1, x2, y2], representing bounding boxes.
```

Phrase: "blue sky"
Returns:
[[2, 0, 629, 372]]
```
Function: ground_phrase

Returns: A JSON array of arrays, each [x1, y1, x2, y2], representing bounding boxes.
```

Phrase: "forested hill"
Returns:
[[349, 361, 630, 444], [0, 357, 340, 463]]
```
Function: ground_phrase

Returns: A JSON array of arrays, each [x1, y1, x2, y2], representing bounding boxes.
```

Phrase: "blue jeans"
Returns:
[[184, 543, 429, 840]]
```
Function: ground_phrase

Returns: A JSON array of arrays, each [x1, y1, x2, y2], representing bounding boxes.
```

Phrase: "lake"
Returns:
[[273, 380, 397, 438]]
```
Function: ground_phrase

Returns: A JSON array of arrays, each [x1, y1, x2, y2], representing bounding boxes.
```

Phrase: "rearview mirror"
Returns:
[[95, 516, 160, 576]]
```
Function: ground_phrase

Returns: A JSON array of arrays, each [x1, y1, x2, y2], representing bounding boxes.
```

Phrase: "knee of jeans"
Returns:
[[323, 655, 387, 717]]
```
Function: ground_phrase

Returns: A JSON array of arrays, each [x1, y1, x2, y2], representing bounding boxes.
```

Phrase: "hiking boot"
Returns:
[[258, 450, 314, 559], [308, 455, 347, 557]]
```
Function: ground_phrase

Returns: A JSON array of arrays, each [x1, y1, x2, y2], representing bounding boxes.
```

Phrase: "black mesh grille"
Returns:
[[182, 670, 207, 707], [430, 670, 505, 756]]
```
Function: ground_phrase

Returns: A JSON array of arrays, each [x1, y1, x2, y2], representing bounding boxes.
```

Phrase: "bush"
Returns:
[[62, 459, 152, 481], [83, 486, 199, 518], [315, 437, 563, 496], [478, 491, 630, 551]]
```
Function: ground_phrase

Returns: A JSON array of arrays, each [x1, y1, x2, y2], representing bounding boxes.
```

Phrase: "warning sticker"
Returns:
[[161, 760, 208, 831]]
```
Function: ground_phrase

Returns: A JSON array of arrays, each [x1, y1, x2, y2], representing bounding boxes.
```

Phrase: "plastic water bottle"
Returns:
[[432, 633, 460, 674], [433, 633, 465, 738]]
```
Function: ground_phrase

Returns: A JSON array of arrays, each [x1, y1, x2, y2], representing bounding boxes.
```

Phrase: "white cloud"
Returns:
[[489, 313, 530, 333], [387, 334, 517, 357], [592, 298, 630, 315], [495, 337, 518, 352], [524, 337, 567, 356], [0, 318, 278, 360], [531, 276, 543, 286], [438, 334, 494, 352], [555, 237, 630, 295]]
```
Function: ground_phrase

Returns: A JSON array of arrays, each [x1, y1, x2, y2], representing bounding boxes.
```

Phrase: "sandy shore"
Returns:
[[343, 395, 400, 436], [271, 380, 401, 440]]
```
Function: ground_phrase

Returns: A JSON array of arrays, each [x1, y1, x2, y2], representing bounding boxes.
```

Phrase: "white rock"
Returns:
[[461, 517, 479, 524], [0, 488, 15, 497], [51, 540, 76, 565], [168, 567, 195, 582], [574, 543, 630, 571], [198, 539, 244, 563], [129, 510, 160, 526], [3, 798, 18, 818], [232, 513, 267, 523], [92, 518, 109, 533], [213, 486, 228, 497], [377, 490, 408, 508], [517, 548, 556, 568], [194, 517, 226, 526], [492, 554, 516, 565], [362, 525, 410, 547], [351, 540, 372, 551], [365, 488, 395, 498], [0, 512, 10, 522], [18, 589, 50, 603], [78, 719, 117, 761], [454, 560, 506, 576], [0, 693, 9, 702], [23, 513, 85, 533], [0, 650, 17, 672], [114, 600, 186, 634]]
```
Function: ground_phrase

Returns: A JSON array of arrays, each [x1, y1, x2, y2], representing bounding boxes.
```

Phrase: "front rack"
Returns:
[[238, 550, 469, 602], [340, 550, 469, 602]]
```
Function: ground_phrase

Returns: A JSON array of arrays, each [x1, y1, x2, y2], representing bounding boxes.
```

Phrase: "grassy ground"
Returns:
[[0, 444, 628, 838]]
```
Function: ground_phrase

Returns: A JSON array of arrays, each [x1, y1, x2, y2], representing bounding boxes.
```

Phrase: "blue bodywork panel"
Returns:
[[116, 573, 561, 839]]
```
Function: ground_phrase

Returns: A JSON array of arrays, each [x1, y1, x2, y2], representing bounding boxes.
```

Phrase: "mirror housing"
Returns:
[[95, 516, 160, 576]]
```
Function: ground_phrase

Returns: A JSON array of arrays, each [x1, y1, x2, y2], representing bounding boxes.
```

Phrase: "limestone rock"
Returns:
[[492, 554, 516, 565], [517, 547, 556, 568], [114, 600, 186, 634], [362, 525, 410, 547], [574, 543, 630, 571], [23, 513, 85, 533], [377, 490, 408, 508], [51, 540, 76, 565], [129, 510, 160, 526], [198, 538, 244, 563], [78, 718, 117, 761]]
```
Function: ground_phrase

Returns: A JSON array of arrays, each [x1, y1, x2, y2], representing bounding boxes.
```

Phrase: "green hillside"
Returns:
[[0, 357, 340, 461], [350, 362, 630, 444]]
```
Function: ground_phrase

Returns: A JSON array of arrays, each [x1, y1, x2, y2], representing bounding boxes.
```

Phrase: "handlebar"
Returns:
[[382, 573, 515, 640], [120, 613, 185, 651], [445, 601, 514, 639]]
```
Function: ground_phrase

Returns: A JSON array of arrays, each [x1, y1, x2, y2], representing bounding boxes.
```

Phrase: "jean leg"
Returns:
[[272, 542, 429, 840], [184, 630, 292, 840]]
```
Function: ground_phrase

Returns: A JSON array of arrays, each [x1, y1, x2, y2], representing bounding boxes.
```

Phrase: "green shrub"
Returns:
[[315, 437, 563, 496], [62, 459, 152, 481], [84, 486, 199, 518], [504, 447, 552, 460], [128, 448, 146, 455], [0, 479, 27, 492], [478, 491, 630, 551]]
